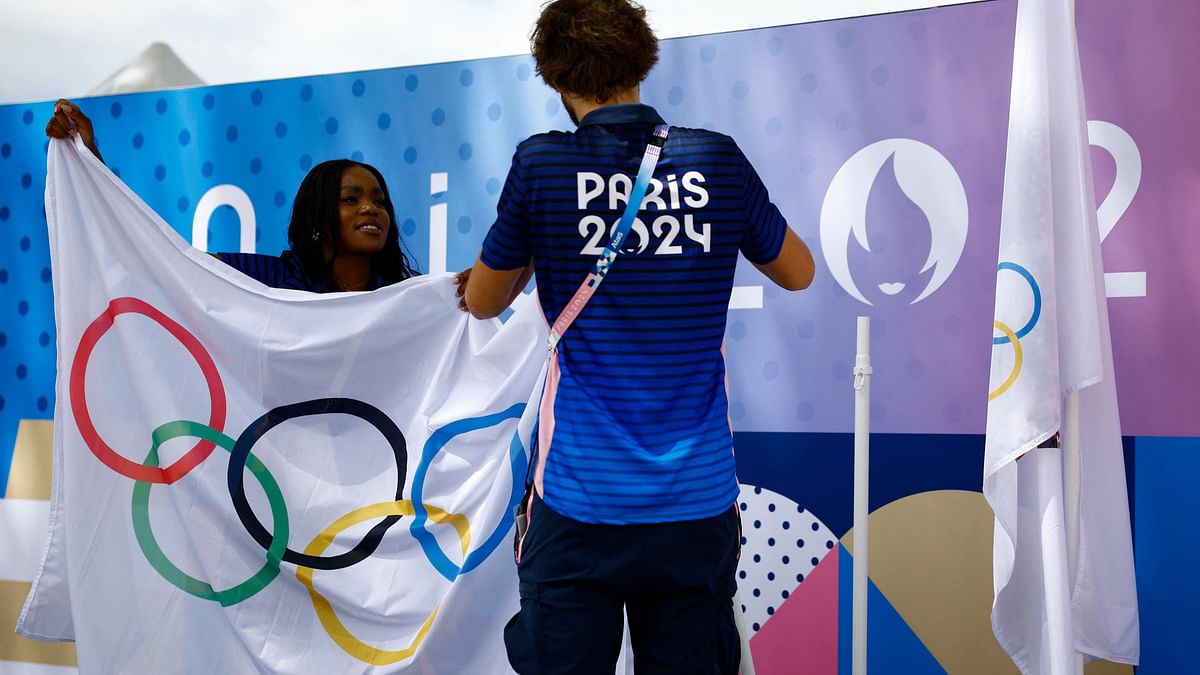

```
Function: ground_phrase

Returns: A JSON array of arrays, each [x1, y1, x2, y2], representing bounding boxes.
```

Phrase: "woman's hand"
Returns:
[[45, 99, 103, 163], [453, 268, 471, 311]]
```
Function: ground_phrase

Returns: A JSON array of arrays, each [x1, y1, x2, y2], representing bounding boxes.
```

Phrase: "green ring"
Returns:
[[131, 420, 290, 607]]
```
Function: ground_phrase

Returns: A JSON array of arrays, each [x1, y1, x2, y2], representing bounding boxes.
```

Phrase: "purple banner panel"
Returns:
[[647, 1, 1020, 434], [1077, 0, 1200, 437]]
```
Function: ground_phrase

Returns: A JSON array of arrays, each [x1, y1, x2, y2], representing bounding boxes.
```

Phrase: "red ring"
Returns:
[[69, 297, 226, 484]]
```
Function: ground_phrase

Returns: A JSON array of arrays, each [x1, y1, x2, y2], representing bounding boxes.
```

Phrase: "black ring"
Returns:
[[228, 398, 407, 570]]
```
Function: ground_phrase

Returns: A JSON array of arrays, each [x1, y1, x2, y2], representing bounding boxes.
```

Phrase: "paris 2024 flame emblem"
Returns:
[[819, 139, 968, 305]]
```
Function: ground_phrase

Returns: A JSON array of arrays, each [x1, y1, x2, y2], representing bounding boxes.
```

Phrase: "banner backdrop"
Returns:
[[6, 0, 1198, 484], [6, 0, 1018, 462], [3, 0, 1198, 672]]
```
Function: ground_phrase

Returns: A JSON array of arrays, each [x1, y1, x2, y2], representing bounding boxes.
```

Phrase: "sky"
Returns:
[[0, 0, 977, 105]]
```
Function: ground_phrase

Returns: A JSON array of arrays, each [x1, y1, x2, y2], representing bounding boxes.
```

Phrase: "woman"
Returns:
[[46, 100, 420, 292], [222, 158, 418, 292]]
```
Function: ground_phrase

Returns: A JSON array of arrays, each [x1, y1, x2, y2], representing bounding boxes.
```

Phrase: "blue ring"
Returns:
[[409, 403, 527, 581], [993, 262, 1041, 345]]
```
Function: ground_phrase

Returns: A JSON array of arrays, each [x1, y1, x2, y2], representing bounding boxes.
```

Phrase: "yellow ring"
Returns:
[[296, 500, 470, 665], [988, 320, 1023, 401]]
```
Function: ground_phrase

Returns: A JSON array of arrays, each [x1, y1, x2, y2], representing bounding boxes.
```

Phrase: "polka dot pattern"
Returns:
[[736, 484, 836, 636], [1, 54, 569, 462]]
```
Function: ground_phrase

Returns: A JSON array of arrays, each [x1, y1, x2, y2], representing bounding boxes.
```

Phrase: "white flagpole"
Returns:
[[1063, 391, 1084, 675], [852, 316, 872, 675]]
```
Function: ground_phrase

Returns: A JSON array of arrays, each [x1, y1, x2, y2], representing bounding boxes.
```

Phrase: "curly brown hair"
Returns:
[[531, 0, 659, 102]]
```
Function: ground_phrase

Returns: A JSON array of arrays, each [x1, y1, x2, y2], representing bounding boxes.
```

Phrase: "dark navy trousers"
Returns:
[[504, 493, 741, 674]]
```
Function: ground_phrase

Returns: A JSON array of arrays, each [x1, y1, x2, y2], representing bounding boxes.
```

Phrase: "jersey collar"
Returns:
[[577, 103, 666, 128]]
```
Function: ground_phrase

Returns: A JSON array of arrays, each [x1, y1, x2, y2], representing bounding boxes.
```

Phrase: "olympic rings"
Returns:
[[992, 263, 1041, 345], [76, 296, 525, 665], [408, 404, 527, 581], [989, 320, 1024, 401], [228, 398, 408, 571], [296, 500, 470, 666], [131, 420, 289, 606], [989, 262, 1039, 401], [70, 297, 227, 484]]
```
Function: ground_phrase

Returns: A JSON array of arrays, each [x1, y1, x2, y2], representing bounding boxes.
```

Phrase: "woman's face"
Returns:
[[333, 165, 391, 256]]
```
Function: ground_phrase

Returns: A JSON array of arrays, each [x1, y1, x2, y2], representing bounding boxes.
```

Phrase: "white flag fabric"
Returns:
[[984, 0, 1139, 673], [17, 135, 547, 674]]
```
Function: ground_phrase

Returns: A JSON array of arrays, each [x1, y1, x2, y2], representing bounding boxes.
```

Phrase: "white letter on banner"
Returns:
[[430, 172, 449, 275], [1087, 120, 1146, 298], [192, 185, 256, 253]]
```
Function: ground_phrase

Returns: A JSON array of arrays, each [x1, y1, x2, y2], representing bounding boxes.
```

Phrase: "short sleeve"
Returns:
[[737, 149, 788, 265], [479, 150, 533, 271]]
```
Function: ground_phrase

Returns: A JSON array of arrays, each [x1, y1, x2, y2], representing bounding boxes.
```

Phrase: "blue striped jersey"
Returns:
[[219, 251, 386, 292], [480, 104, 787, 524]]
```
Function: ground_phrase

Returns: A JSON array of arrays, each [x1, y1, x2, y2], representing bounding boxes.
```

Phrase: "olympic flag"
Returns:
[[16, 136, 546, 674], [983, 0, 1138, 673]]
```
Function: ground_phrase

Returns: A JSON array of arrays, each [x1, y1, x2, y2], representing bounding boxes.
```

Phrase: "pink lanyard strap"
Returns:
[[547, 124, 669, 353]]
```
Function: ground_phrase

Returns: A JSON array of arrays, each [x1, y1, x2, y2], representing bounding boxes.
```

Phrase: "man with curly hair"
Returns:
[[463, 1, 814, 672]]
